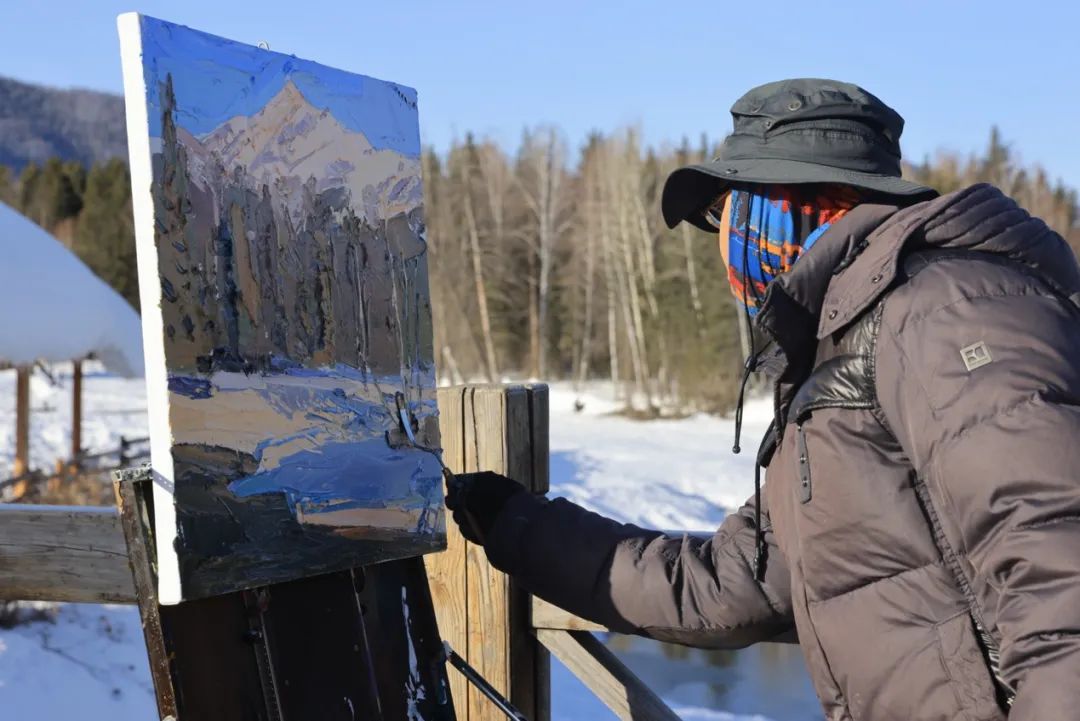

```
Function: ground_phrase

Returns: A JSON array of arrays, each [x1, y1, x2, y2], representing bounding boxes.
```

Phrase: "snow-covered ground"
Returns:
[[0, 369, 818, 720], [546, 383, 770, 532], [0, 361, 148, 482], [0, 604, 155, 719]]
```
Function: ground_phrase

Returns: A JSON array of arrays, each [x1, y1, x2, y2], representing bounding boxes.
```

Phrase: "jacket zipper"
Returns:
[[911, 474, 1016, 708]]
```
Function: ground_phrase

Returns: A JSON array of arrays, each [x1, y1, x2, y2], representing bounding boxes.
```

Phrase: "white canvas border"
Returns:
[[117, 12, 184, 605]]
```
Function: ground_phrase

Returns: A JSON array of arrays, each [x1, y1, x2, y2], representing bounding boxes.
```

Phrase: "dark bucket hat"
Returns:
[[662, 78, 938, 231]]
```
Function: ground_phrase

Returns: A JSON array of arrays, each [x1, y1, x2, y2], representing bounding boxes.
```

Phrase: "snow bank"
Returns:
[[0, 203, 144, 377]]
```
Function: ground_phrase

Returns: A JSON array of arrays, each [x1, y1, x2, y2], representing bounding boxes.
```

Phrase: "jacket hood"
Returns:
[[916, 184, 1079, 290], [819, 184, 1078, 339]]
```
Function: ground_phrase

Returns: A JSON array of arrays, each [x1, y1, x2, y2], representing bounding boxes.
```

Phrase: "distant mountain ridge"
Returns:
[[0, 75, 127, 169], [177, 79, 422, 224]]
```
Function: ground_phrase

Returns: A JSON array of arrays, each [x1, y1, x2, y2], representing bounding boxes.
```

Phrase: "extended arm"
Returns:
[[484, 490, 794, 649]]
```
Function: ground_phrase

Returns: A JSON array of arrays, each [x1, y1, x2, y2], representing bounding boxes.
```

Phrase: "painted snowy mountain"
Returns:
[[178, 80, 422, 223]]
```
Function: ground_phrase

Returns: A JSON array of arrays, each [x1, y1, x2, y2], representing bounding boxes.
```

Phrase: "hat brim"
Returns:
[[661, 158, 939, 231]]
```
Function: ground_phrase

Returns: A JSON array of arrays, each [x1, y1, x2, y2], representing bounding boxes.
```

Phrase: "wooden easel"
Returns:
[[111, 384, 552, 721], [114, 467, 455, 721]]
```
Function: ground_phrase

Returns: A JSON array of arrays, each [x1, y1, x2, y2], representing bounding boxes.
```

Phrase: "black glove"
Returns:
[[445, 471, 524, 545]]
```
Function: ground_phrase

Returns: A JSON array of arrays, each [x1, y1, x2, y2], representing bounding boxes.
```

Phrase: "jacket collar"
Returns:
[[757, 183, 1079, 345], [754, 202, 897, 357]]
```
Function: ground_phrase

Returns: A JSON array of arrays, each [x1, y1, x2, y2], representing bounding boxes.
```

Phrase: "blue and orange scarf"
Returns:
[[713, 185, 859, 315]]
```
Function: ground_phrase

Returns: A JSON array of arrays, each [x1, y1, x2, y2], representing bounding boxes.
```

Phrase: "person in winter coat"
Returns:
[[446, 78, 1080, 721]]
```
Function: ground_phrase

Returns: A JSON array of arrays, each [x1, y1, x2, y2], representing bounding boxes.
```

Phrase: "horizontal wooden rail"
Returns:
[[0, 503, 693, 631], [536, 628, 680, 721], [532, 596, 607, 632], [0, 504, 135, 603]]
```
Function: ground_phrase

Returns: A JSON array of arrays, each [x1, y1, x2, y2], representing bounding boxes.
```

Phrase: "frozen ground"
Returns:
[[0, 369, 816, 720]]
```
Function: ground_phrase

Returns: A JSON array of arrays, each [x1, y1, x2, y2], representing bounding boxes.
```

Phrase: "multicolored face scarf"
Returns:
[[705, 185, 860, 316]]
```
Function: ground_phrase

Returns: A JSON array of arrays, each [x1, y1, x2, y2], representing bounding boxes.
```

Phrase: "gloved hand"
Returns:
[[445, 471, 524, 545]]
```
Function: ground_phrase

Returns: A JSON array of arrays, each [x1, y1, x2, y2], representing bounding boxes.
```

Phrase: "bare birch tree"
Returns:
[[516, 127, 571, 378]]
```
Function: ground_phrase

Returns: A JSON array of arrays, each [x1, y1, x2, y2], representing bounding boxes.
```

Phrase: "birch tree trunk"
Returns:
[[601, 206, 622, 400], [609, 153, 650, 408], [631, 182, 670, 402], [527, 250, 540, 378], [517, 128, 568, 380], [576, 205, 597, 389], [462, 182, 499, 382], [681, 222, 707, 340]]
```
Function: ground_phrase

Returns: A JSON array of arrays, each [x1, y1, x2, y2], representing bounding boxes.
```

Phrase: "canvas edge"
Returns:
[[117, 12, 185, 606]]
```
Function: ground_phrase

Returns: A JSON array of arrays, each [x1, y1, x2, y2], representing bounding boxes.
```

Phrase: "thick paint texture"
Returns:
[[129, 15, 442, 599]]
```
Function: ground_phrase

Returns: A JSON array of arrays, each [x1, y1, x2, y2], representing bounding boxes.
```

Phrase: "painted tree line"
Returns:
[[1, 127, 1077, 413]]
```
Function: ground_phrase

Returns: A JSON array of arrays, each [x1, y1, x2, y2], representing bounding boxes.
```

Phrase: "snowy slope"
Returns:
[[0, 375, 795, 720], [0, 204, 144, 377]]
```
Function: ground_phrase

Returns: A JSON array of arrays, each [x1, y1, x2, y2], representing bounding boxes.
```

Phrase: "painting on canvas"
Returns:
[[118, 14, 443, 603]]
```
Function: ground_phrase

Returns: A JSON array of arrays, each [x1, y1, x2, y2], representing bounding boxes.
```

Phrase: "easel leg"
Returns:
[[360, 557, 456, 721], [115, 469, 457, 721], [115, 470, 270, 720]]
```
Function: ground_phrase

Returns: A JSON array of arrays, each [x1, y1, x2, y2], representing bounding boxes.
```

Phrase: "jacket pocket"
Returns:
[[934, 613, 1008, 721]]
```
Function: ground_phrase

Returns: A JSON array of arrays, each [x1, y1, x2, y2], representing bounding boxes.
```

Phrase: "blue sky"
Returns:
[[3, 1, 1079, 189], [137, 16, 420, 155]]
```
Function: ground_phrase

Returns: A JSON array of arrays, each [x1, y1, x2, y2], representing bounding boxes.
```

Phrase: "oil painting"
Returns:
[[119, 14, 443, 603]]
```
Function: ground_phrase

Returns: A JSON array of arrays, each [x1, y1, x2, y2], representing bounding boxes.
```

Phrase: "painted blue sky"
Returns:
[[139, 15, 420, 157]]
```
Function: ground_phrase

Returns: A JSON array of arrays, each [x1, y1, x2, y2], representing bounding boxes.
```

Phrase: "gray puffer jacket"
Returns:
[[485, 184, 1080, 721]]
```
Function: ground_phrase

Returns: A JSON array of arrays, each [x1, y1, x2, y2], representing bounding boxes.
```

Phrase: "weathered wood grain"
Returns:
[[0, 503, 134, 602], [525, 383, 550, 494], [536, 629, 681, 721], [424, 385, 551, 721], [466, 386, 511, 721], [504, 386, 541, 721], [426, 386, 470, 718], [524, 384, 552, 721], [113, 473, 177, 716], [532, 596, 608, 632], [71, 359, 83, 461], [12, 366, 30, 497]]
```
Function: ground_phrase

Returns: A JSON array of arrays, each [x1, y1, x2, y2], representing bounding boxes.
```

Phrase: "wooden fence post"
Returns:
[[427, 384, 550, 721], [12, 366, 31, 498], [71, 359, 83, 463]]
